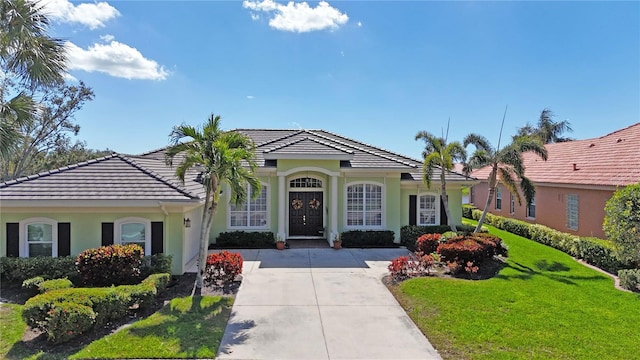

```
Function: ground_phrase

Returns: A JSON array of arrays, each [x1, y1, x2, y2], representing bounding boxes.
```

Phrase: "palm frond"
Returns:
[[463, 133, 493, 153]]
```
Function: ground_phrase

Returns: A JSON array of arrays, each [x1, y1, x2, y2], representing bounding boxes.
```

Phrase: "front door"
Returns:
[[289, 191, 324, 237]]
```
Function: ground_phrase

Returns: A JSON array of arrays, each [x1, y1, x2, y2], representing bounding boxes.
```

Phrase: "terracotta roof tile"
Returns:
[[472, 122, 640, 187]]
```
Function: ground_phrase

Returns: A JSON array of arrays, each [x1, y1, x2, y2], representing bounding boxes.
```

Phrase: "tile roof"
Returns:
[[0, 128, 476, 201], [0, 154, 203, 201], [472, 122, 640, 187]]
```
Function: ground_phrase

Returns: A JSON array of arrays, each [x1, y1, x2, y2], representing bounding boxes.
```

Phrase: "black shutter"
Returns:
[[101, 223, 114, 246], [440, 196, 448, 226], [6, 223, 19, 257], [151, 221, 164, 254], [58, 223, 71, 256], [409, 195, 417, 226]]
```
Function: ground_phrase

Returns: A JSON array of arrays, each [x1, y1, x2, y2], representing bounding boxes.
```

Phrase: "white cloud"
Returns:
[[65, 38, 169, 80], [247, 95, 255, 99], [250, 13, 260, 20], [43, 0, 120, 29], [242, 0, 348, 33], [100, 34, 115, 42], [357, 21, 362, 27]]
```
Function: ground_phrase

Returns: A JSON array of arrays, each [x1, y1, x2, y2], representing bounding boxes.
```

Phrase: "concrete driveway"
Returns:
[[215, 248, 441, 360]]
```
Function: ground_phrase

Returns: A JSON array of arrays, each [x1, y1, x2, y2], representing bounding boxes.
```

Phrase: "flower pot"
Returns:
[[276, 241, 285, 250], [333, 241, 342, 250]]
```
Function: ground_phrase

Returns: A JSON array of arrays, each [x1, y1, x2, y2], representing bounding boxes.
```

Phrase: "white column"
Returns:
[[330, 175, 338, 245], [278, 175, 286, 241]]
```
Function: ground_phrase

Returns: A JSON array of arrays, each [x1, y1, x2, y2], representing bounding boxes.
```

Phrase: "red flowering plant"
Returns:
[[415, 233, 442, 254], [203, 251, 243, 287]]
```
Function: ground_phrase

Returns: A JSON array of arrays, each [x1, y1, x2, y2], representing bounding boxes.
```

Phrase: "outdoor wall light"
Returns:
[[183, 218, 191, 228]]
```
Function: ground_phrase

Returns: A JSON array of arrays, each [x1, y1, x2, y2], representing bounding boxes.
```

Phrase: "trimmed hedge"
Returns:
[[140, 253, 173, 278], [0, 256, 79, 285], [618, 269, 640, 292], [22, 273, 170, 344], [400, 225, 478, 251], [469, 209, 634, 274], [340, 230, 396, 248], [462, 204, 477, 219], [214, 231, 275, 248]]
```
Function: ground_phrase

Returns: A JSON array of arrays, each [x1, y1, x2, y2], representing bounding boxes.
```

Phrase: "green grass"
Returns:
[[0, 296, 233, 360], [391, 220, 640, 360]]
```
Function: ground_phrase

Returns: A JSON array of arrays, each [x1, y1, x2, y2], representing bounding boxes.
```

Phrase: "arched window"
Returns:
[[346, 183, 383, 228], [229, 184, 268, 228], [20, 218, 58, 257], [114, 217, 151, 255], [418, 194, 439, 226], [290, 177, 323, 188]]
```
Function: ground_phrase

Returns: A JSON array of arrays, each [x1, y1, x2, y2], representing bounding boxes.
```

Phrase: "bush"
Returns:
[[415, 233, 441, 254], [140, 253, 173, 278], [22, 276, 45, 295], [339, 230, 396, 248], [462, 204, 477, 219], [618, 269, 640, 292], [436, 233, 505, 271], [574, 238, 627, 274], [22, 273, 169, 343], [604, 182, 640, 268], [388, 253, 438, 281], [204, 251, 243, 286], [44, 302, 96, 344], [214, 231, 275, 248], [38, 278, 73, 293], [76, 244, 144, 286], [1, 256, 79, 285], [400, 225, 477, 251]]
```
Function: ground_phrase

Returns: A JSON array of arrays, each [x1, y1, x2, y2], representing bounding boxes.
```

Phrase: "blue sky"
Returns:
[[45, 0, 639, 159]]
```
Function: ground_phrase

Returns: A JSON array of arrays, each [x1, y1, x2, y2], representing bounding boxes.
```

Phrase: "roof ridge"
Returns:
[[136, 146, 168, 157], [117, 155, 200, 199], [263, 135, 354, 154], [596, 122, 640, 140], [254, 130, 305, 148], [0, 153, 119, 188], [309, 130, 419, 168]]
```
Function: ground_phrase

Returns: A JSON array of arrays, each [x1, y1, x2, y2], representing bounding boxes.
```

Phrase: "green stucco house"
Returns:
[[0, 129, 476, 274]]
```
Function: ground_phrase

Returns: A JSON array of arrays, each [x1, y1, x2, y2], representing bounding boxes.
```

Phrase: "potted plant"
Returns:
[[275, 235, 286, 250], [332, 234, 342, 250]]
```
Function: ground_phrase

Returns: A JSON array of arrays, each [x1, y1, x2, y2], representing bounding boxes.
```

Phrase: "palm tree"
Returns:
[[1, 0, 67, 162], [463, 134, 548, 233], [515, 108, 573, 144], [415, 131, 466, 232], [165, 114, 261, 289]]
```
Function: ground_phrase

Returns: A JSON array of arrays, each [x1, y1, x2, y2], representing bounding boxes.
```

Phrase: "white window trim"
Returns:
[[567, 194, 579, 231], [19, 217, 58, 258], [114, 217, 151, 255], [227, 182, 270, 230], [527, 196, 536, 219], [344, 181, 385, 230], [417, 192, 440, 226]]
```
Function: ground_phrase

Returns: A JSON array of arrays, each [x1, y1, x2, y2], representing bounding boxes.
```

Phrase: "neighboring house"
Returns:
[[470, 123, 640, 238], [0, 129, 476, 274]]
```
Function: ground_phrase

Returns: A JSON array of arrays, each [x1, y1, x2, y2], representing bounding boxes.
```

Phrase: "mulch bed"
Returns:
[[1, 273, 240, 356]]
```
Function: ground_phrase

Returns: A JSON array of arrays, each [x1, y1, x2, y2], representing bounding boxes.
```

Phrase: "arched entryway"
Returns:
[[288, 177, 324, 238]]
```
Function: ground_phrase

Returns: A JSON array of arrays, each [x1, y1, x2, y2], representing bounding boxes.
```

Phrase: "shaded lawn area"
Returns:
[[390, 220, 640, 360], [1, 296, 233, 360]]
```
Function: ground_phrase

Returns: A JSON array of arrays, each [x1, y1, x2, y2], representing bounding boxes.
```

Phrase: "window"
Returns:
[[290, 177, 322, 188], [495, 187, 502, 210], [470, 187, 474, 204], [567, 194, 578, 230], [346, 183, 383, 228], [510, 193, 515, 214], [229, 184, 268, 228], [115, 217, 151, 255], [20, 218, 58, 257], [527, 196, 536, 218], [418, 194, 439, 226]]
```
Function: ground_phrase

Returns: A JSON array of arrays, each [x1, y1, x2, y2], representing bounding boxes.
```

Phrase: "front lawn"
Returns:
[[1, 296, 233, 360], [390, 220, 640, 360]]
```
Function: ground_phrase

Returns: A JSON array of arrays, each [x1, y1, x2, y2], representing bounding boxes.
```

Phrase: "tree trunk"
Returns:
[[475, 166, 498, 233], [441, 170, 457, 232], [195, 189, 217, 289]]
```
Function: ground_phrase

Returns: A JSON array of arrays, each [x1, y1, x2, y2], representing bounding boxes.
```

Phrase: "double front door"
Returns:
[[289, 191, 324, 237]]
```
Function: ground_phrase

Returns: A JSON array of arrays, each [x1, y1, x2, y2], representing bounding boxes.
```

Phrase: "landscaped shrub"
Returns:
[[140, 253, 173, 278], [22, 273, 170, 343], [400, 225, 477, 251], [76, 244, 144, 286], [415, 233, 441, 254], [43, 302, 96, 344], [618, 269, 640, 292], [341, 230, 396, 248], [436, 233, 505, 272], [22, 276, 45, 295], [214, 231, 275, 248], [0, 256, 79, 285], [38, 278, 73, 293], [388, 253, 438, 281], [462, 204, 477, 219], [469, 209, 634, 274], [204, 251, 243, 286]]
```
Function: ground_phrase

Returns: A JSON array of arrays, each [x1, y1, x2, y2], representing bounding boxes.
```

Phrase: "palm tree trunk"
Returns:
[[440, 171, 457, 232], [196, 189, 216, 289], [475, 167, 497, 233]]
